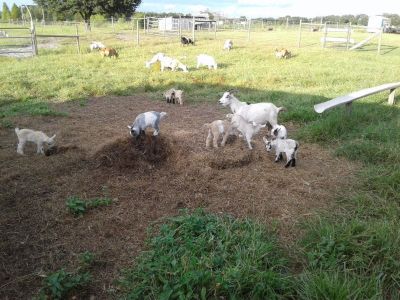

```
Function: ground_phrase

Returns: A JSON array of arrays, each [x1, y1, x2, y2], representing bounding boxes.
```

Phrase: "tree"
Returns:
[[2, 2, 10, 21], [34, 0, 142, 30], [10, 3, 21, 20]]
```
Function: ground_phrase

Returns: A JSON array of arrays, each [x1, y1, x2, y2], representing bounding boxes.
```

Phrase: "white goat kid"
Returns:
[[219, 90, 285, 127], [271, 124, 288, 139], [160, 56, 188, 72], [223, 39, 233, 51], [231, 113, 266, 150], [90, 41, 105, 51], [145, 52, 165, 68], [128, 111, 167, 137], [197, 54, 218, 70], [15, 128, 56, 155], [204, 120, 233, 148], [263, 137, 299, 168]]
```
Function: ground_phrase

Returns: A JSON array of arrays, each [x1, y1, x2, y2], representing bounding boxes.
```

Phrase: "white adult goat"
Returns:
[[219, 90, 285, 127]]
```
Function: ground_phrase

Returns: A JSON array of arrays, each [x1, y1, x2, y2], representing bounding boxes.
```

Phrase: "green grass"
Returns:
[[1, 25, 400, 297], [118, 209, 294, 299], [66, 196, 113, 216]]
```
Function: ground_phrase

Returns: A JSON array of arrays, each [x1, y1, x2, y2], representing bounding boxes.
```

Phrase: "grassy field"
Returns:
[[1, 25, 399, 298]]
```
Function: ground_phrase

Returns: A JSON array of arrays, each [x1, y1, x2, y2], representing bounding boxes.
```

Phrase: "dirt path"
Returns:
[[0, 95, 357, 298]]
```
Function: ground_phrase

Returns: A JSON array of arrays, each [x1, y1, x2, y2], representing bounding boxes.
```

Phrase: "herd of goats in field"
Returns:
[[14, 36, 299, 168]]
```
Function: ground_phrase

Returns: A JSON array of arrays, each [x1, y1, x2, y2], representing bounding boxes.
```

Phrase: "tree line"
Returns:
[[1, 2, 400, 28]]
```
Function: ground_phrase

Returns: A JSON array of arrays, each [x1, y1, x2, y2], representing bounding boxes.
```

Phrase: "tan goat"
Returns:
[[100, 47, 119, 58], [204, 120, 233, 148]]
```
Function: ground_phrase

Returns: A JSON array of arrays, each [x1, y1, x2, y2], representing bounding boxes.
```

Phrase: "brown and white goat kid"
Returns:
[[204, 120, 233, 148], [15, 128, 56, 155]]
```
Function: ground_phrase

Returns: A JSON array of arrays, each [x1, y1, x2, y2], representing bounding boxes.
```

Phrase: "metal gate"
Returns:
[[0, 26, 37, 58]]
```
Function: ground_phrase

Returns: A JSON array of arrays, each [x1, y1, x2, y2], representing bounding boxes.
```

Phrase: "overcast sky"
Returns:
[[4, 0, 400, 18]]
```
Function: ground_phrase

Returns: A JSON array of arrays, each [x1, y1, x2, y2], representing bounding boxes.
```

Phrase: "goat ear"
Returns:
[[50, 134, 56, 139], [127, 125, 132, 129]]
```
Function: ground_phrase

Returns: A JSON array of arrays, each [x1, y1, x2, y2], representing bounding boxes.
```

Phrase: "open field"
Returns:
[[0, 26, 400, 298]]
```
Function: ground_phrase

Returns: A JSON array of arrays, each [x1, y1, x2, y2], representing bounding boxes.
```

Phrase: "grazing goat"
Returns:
[[181, 36, 194, 46], [275, 48, 291, 59], [90, 41, 105, 51], [0, 30, 8, 38], [128, 111, 167, 137], [197, 54, 218, 70], [173, 89, 184, 105], [145, 52, 165, 68], [223, 39, 233, 51], [219, 90, 285, 127], [230, 113, 266, 150], [15, 128, 56, 155], [204, 120, 233, 148], [163, 88, 176, 103], [160, 55, 188, 72], [271, 124, 288, 139], [263, 137, 299, 168], [162, 88, 184, 105], [100, 47, 118, 58]]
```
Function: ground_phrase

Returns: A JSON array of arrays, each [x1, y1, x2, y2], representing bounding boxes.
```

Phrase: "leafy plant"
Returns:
[[66, 196, 112, 215], [118, 209, 294, 299], [37, 269, 91, 300]]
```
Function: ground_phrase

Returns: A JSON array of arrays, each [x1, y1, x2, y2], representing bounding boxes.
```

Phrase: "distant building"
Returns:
[[367, 15, 390, 32]]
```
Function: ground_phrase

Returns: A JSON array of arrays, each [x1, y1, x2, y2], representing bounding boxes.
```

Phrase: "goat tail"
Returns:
[[277, 107, 286, 113], [160, 112, 167, 119]]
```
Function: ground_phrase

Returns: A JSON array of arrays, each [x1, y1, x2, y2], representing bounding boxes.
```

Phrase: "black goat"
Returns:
[[181, 36, 195, 46]]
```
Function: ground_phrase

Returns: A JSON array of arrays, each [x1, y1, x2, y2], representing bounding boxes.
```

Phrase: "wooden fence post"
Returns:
[[192, 16, 195, 42], [377, 28, 383, 55], [136, 19, 140, 46], [247, 19, 251, 41], [75, 24, 80, 54], [297, 19, 302, 48]]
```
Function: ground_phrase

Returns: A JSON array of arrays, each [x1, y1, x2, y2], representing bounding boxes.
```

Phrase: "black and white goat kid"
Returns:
[[263, 137, 299, 168], [181, 36, 194, 46]]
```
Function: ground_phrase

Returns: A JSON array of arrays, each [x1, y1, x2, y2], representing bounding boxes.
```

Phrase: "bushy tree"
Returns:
[[10, 3, 21, 20], [2, 2, 10, 21], [34, 0, 142, 30]]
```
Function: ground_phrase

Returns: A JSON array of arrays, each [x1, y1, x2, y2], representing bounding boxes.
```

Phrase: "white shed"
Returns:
[[367, 15, 390, 32]]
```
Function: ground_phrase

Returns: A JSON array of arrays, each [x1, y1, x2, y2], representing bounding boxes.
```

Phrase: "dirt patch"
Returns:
[[0, 95, 358, 298]]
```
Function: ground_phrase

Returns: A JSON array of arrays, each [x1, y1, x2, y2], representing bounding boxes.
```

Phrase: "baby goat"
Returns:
[[275, 48, 291, 59], [15, 128, 56, 155], [204, 120, 233, 148], [163, 88, 184, 105], [181, 36, 194, 46], [230, 113, 266, 150], [100, 47, 118, 58], [90, 41, 105, 51], [197, 54, 218, 70], [271, 124, 288, 139], [223, 39, 233, 51], [263, 137, 299, 168], [160, 56, 188, 72], [128, 111, 167, 137]]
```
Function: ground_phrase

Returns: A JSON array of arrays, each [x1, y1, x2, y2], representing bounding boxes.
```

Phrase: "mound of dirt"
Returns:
[[207, 147, 261, 169], [45, 145, 80, 156], [93, 134, 176, 170]]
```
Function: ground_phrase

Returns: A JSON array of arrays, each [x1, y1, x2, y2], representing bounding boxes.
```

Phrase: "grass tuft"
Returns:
[[118, 209, 294, 299]]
